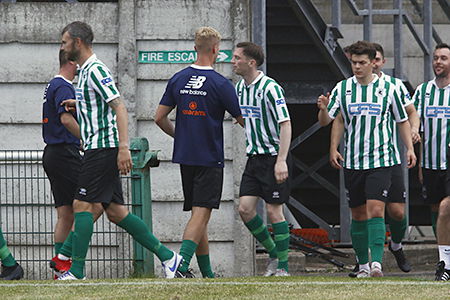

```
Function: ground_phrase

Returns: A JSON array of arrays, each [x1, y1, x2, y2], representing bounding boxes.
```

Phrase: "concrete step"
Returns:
[[256, 243, 439, 276]]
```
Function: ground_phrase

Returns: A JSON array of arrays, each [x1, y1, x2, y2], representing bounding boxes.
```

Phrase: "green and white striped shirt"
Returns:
[[380, 72, 414, 164], [327, 75, 408, 170], [236, 72, 290, 155], [413, 79, 450, 170], [75, 54, 120, 150]]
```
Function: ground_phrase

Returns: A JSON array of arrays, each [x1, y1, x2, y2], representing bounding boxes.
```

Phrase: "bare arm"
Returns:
[[60, 112, 81, 139], [317, 93, 332, 126], [108, 97, 132, 175], [397, 121, 417, 168], [405, 103, 421, 144], [329, 113, 344, 169], [274, 120, 291, 184], [235, 115, 244, 127], [418, 133, 423, 184], [154, 105, 175, 137], [61, 99, 77, 113]]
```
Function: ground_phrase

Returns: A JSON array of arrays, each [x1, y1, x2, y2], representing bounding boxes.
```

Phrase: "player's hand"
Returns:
[[329, 149, 343, 169], [117, 145, 132, 175], [61, 99, 77, 113], [274, 160, 288, 184], [405, 148, 417, 169], [317, 92, 330, 111], [411, 127, 421, 144]]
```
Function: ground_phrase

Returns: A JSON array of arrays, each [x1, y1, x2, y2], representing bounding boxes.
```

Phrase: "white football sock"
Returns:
[[57, 253, 70, 261], [390, 240, 402, 251], [438, 245, 450, 270]]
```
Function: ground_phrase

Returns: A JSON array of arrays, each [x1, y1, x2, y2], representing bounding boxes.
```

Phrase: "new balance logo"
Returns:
[[185, 76, 206, 89]]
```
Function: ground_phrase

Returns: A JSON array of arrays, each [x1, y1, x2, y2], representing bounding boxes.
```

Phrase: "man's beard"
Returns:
[[434, 68, 448, 79], [66, 48, 80, 62]]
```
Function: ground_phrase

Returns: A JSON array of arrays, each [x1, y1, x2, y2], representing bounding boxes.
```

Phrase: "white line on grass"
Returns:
[[0, 280, 447, 288]]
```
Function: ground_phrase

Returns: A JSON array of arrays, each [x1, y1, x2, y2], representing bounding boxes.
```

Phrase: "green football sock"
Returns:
[[0, 228, 16, 267], [368, 217, 386, 263], [388, 216, 407, 244], [59, 231, 74, 258], [431, 210, 438, 238], [196, 254, 214, 278], [178, 240, 198, 273], [69, 212, 94, 279], [244, 215, 277, 259], [350, 219, 369, 265], [117, 213, 173, 262], [54, 242, 63, 255], [273, 221, 290, 271]]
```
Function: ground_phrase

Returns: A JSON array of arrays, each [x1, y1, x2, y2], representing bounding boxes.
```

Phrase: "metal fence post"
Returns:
[[130, 137, 159, 277], [363, 0, 373, 41], [423, 0, 433, 81]]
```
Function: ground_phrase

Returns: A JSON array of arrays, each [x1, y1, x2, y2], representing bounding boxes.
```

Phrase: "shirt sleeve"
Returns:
[[54, 85, 76, 115], [397, 80, 413, 107], [89, 65, 120, 103], [327, 84, 341, 119], [219, 79, 242, 118], [266, 83, 290, 123], [390, 86, 408, 123], [412, 85, 423, 131], [159, 77, 176, 107]]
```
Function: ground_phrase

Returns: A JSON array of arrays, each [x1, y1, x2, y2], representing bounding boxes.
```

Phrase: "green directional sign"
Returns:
[[138, 50, 232, 64]]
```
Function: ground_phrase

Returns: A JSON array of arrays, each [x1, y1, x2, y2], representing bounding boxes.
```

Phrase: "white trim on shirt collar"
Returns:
[[351, 73, 379, 85], [80, 54, 97, 70], [431, 78, 450, 89], [54, 75, 72, 84], [246, 71, 265, 87], [190, 64, 214, 70]]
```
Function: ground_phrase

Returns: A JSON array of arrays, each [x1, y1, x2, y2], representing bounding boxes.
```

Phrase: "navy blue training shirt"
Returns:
[[160, 65, 241, 167], [42, 76, 80, 145]]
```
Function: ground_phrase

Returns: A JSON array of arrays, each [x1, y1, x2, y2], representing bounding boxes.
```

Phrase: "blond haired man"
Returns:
[[155, 27, 243, 278]]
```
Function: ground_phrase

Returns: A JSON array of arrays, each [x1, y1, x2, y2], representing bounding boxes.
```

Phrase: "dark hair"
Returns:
[[435, 43, 450, 51], [62, 21, 94, 46], [372, 42, 384, 58], [236, 42, 265, 67], [59, 49, 71, 68], [343, 45, 350, 53], [348, 41, 376, 60]]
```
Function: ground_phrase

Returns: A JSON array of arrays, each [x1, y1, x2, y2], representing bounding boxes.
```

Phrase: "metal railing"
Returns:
[[332, 0, 447, 82], [0, 150, 134, 280]]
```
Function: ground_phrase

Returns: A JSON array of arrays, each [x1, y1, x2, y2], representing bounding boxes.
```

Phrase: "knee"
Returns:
[[439, 199, 450, 219], [266, 205, 284, 224], [239, 205, 257, 223], [238, 204, 252, 218], [388, 209, 404, 221], [369, 206, 385, 218], [351, 206, 368, 221]]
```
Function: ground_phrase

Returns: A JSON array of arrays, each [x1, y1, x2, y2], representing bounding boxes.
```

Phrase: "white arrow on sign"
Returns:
[[217, 51, 229, 62]]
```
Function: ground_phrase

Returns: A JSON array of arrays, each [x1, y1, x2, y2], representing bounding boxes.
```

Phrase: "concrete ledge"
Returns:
[[256, 251, 306, 276], [256, 243, 439, 276]]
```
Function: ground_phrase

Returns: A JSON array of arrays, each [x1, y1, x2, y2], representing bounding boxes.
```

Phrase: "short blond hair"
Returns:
[[195, 27, 221, 53]]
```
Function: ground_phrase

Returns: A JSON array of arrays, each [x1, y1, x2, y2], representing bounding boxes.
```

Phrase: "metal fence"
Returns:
[[0, 150, 134, 280]]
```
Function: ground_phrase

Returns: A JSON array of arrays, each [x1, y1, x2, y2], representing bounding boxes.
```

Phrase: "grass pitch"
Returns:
[[0, 276, 449, 300]]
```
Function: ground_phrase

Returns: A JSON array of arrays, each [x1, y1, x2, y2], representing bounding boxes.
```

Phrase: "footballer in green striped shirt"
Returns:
[[232, 42, 292, 277], [56, 21, 180, 280], [413, 43, 450, 281], [318, 41, 416, 278]]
